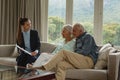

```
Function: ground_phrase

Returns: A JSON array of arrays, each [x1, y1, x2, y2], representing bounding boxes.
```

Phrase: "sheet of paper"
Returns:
[[16, 45, 31, 56], [33, 53, 54, 67]]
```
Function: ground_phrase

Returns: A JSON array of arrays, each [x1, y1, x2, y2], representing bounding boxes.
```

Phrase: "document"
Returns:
[[33, 53, 54, 67], [16, 44, 31, 56]]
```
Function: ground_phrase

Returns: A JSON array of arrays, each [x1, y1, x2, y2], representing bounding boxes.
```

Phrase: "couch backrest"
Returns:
[[0, 45, 15, 57], [40, 42, 56, 53], [0, 42, 56, 57]]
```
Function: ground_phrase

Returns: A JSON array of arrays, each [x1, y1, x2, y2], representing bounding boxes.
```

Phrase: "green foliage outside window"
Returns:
[[48, 16, 64, 44], [48, 16, 120, 46], [103, 23, 120, 45], [82, 22, 93, 35]]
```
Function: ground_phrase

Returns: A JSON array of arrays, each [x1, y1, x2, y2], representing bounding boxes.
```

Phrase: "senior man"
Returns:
[[31, 23, 98, 80]]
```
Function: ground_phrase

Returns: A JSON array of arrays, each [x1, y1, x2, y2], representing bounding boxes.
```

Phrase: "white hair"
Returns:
[[63, 24, 72, 33], [73, 23, 85, 32]]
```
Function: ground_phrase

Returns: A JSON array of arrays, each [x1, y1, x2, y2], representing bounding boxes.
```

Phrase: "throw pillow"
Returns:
[[11, 46, 19, 57], [99, 43, 112, 54], [94, 43, 116, 69]]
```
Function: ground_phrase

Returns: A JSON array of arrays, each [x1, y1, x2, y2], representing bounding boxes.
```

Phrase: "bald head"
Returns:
[[72, 23, 85, 38]]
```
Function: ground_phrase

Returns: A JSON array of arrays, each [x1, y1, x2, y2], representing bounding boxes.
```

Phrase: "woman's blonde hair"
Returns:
[[63, 24, 72, 33]]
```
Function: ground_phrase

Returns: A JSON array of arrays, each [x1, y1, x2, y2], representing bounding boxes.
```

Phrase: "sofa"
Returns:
[[0, 42, 120, 80]]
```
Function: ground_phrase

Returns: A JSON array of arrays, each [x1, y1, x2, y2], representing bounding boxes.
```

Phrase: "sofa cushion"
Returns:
[[99, 43, 112, 54], [66, 69, 107, 80], [95, 43, 117, 69], [0, 45, 15, 57], [11, 47, 19, 57], [0, 57, 16, 66]]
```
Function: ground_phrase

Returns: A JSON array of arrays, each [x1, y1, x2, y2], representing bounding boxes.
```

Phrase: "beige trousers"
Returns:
[[43, 50, 94, 80]]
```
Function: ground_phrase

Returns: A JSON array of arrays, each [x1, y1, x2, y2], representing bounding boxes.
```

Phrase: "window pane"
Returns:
[[48, 0, 66, 44], [73, 0, 94, 35], [103, 0, 120, 45]]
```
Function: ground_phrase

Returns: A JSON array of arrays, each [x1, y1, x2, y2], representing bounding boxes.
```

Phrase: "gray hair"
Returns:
[[73, 23, 85, 32], [63, 24, 72, 33]]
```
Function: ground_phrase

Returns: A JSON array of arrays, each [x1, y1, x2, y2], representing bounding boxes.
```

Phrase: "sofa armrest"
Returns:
[[108, 52, 120, 80], [0, 45, 15, 57]]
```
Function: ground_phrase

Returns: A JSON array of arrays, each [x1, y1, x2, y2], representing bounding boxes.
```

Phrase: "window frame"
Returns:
[[41, 0, 103, 45]]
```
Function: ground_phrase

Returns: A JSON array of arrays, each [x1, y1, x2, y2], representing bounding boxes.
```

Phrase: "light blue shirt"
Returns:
[[52, 39, 75, 54], [23, 30, 31, 52]]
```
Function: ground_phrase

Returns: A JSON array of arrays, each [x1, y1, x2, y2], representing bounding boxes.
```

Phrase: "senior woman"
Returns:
[[27, 24, 75, 75]]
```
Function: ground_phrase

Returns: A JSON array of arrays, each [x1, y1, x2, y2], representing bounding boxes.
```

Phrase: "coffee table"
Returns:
[[0, 65, 17, 80], [18, 70, 55, 80]]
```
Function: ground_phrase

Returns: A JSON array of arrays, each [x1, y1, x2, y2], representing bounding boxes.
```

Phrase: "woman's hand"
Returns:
[[31, 51, 37, 56]]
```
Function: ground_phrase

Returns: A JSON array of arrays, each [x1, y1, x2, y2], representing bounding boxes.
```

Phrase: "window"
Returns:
[[48, 0, 66, 44], [73, 0, 94, 35], [103, 0, 120, 45], [42, 0, 120, 46]]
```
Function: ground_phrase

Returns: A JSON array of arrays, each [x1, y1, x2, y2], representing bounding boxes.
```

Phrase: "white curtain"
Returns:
[[0, 0, 41, 44]]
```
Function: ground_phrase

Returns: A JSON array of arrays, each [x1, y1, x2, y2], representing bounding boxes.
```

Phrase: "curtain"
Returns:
[[0, 0, 41, 44], [17, 0, 41, 34], [0, 0, 17, 44]]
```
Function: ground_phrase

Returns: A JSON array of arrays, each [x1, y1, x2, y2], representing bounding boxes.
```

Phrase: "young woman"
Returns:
[[16, 18, 41, 75]]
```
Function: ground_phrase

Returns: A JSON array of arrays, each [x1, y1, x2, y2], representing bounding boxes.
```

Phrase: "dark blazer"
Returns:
[[18, 30, 41, 54], [16, 30, 41, 74]]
